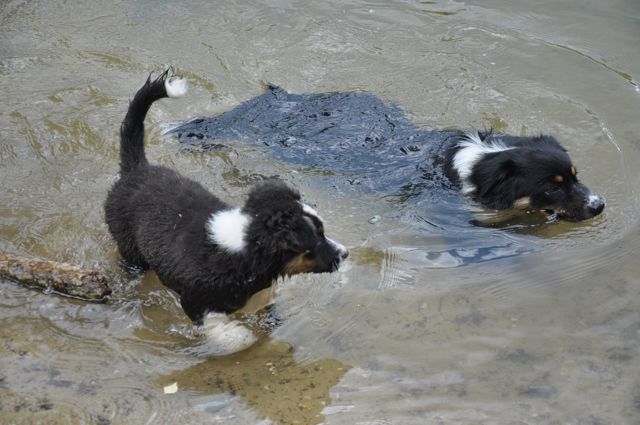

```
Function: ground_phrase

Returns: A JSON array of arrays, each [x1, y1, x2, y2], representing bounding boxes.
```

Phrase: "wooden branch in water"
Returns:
[[0, 252, 111, 302]]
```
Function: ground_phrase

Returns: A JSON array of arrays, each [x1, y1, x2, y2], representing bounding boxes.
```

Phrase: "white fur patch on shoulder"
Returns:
[[165, 76, 188, 98], [453, 131, 513, 195], [206, 208, 251, 253]]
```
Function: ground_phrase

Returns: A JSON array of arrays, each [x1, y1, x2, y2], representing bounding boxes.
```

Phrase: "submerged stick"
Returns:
[[0, 252, 111, 302]]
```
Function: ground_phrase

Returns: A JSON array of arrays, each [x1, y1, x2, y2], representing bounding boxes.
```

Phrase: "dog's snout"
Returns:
[[327, 236, 348, 262], [587, 194, 605, 217], [589, 201, 605, 216]]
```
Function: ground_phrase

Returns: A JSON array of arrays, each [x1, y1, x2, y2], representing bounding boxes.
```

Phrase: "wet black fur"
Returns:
[[105, 72, 345, 322], [443, 131, 605, 221]]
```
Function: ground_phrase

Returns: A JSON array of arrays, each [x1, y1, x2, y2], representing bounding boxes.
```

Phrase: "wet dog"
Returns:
[[171, 85, 605, 223], [105, 71, 348, 353], [443, 131, 605, 221]]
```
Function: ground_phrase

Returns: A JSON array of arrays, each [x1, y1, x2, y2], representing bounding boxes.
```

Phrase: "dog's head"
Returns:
[[445, 132, 605, 221], [239, 180, 348, 276]]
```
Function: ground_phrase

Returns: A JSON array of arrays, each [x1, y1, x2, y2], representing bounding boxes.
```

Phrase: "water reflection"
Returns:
[[157, 339, 349, 424], [1, 0, 639, 423]]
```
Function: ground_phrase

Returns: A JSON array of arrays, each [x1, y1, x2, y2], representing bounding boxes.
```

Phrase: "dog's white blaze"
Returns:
[[206, 208, 251, 252], [453, 132, 513, 195], [201, 312, 257, 354], [301, 202, 322, 222], [165, 76, 188, 98]]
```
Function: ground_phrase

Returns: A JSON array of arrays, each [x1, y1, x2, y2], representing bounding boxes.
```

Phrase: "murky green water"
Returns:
[[1, 1, 639, 423]]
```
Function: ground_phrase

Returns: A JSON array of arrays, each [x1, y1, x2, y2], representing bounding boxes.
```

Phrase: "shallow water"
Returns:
[[1, 0, 639, 424]]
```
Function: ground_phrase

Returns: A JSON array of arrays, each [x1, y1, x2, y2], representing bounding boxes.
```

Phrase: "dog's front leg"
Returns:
[[199, 312, 258, 355]]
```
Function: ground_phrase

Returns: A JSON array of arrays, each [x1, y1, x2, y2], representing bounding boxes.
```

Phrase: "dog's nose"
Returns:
[[587, 194, 605, 217], [589, 200, 605, 216], [340, 249, 349, 260]]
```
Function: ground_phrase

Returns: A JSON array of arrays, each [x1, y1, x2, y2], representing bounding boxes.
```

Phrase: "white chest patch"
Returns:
[[453, 132, 514, 195], [206, 208, 251, 253]]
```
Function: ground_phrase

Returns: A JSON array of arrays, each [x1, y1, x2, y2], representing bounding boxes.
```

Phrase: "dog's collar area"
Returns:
[[452, 131, 514, 195], [205, 208, 251, 253]]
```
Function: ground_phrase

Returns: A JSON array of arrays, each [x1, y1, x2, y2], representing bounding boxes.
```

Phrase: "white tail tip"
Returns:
[[165, 76, 188, 98]]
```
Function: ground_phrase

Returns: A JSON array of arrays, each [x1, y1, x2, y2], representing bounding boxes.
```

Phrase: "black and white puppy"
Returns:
[[444, 131, 605, 221], [105, 71, 348, 353]]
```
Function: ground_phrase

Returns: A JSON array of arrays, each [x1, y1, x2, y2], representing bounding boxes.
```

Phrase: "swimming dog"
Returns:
[[443, 131, 605, 221], [171, 86, 605, 222], [105, 71, 348, 353]]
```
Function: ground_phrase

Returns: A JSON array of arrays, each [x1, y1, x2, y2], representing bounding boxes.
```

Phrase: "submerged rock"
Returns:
[[170, 85, 455, 199]]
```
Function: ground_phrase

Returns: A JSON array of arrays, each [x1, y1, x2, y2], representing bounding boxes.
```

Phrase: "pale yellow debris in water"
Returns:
[[163, 382, 178, 394]]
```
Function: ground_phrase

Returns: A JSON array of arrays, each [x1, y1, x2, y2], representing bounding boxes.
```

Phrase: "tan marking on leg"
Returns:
[[237, 284, 276, 314]]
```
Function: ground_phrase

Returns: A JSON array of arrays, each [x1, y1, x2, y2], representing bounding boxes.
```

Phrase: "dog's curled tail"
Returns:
[[119, 69, 188, 173]]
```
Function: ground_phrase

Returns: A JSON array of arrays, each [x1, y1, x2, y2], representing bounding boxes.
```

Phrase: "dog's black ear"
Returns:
[[244, 180, 305, 253], [496, 157, 517, 183], [473, 152, 519, 199], [264, 208, 304, 251], [244, 180, 301, 215]]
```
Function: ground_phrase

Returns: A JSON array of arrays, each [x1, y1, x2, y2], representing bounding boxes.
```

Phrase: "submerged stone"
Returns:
[[170, 85, 455, 199]]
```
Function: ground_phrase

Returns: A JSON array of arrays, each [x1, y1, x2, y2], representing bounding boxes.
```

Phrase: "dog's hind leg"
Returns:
[[116, 239, 149, 273], [105, 203, 150, 271]]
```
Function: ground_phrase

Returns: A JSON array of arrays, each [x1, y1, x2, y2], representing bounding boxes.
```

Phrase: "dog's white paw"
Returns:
[[200, 313, 257, 355], [165, 76, 188, 98]]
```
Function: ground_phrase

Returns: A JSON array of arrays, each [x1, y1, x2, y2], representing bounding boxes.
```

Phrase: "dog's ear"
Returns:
[[473, 152, 519, 199], [263, 208, 305, 251], [244, 180, 301, 215], [495, 156, 517, 183], [244, 180, 305, 253]]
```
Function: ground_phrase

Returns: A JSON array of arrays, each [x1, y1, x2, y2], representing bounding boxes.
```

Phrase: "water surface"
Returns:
[[1, 0, 639, 423]]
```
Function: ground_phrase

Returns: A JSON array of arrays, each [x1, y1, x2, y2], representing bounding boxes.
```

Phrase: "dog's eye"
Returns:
[[303, 249, 314, 258]]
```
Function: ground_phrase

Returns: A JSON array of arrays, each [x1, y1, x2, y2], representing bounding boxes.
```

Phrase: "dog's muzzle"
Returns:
[[585, 193, 605, 217], [558, 184, 605, 221], [327, 236, 349, 270]]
